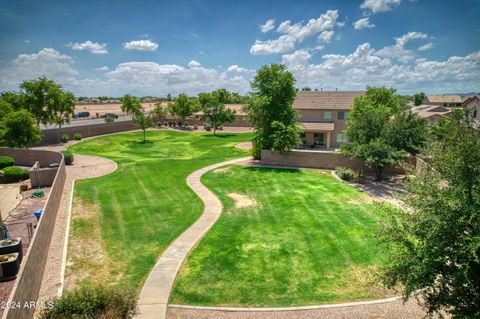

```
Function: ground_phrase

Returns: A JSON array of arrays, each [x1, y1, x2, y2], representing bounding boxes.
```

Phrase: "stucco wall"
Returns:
[[39, 120, 138, 145], [0, 148, 66, 319], [261, 149, 415, 175]]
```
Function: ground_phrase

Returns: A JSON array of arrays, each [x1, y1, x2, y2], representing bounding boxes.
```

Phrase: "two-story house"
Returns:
[[422, 95, 463, 107], [293, 91, 364, 149]]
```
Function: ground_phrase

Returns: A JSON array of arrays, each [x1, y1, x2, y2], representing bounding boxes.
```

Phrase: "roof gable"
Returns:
[[293, 91, 364, 110]]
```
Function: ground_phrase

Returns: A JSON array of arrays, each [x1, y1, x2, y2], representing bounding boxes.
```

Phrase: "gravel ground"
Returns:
[[167, 297, 432, 319]]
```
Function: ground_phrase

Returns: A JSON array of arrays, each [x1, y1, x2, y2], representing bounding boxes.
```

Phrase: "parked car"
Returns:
[[75, 111, 90, 118], [100, 113, 119, 119]]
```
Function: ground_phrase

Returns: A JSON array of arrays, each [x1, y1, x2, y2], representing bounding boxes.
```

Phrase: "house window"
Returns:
[[338, 111, 348, 120], [336, 133, 348, 143], [324, 111, 332, 120]]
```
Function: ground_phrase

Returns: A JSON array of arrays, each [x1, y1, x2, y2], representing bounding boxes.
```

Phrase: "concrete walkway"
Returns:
[[136, 157, 251, 319]]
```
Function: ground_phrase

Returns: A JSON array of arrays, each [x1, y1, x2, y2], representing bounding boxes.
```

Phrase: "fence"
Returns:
[[261, 149, 417, 175], [0, 148, 66, 319]]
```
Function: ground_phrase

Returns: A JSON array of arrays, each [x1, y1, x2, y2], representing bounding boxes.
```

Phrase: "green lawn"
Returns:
[[66, 130, 252, 290], [171, 165, 392, 306]]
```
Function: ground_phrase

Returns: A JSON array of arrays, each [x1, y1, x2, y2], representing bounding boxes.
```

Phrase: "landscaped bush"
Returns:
[[61, 150, 74, 165], [251, 141, 261, 160], [0, 156, 15, 169], [39, 285, 137, 319], [219, 125, 224, 130], [335, 167, 355, 181], [0, 166, 29, 183], [204, 123, 212, 131], [193, 125, 198, 130], [60, 134, 69, 143], [104, 116, 115, 123], [73, 133, 82, 140], [164, 122, 168, 127]]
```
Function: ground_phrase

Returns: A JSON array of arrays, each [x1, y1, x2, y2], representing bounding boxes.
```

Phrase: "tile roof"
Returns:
[[293, 91, 364, 110], [412, 104, 452, 119], [425, 95, 463, 103], [301, 121, 335, 131]]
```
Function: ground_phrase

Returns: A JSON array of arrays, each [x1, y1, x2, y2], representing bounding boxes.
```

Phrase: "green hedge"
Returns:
[[0, 156, 15, 169], [60, 134, 69, 143], [0, 166, 29, 183], [39, 285, 137, 319], [335, 167, 355, 181], [61, 150, 74, 165], [73, 132, 82, 140]]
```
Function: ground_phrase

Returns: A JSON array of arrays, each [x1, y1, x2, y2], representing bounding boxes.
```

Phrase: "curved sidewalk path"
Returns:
[[136, 157, 251, 319]]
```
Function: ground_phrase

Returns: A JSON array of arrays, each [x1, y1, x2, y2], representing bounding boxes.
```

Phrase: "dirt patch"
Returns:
[[213, 167, 232, 174], [347, 193, 383, 205], [332, 265, 397, 299], [227, 192, 255, 209], [64, 198, 126, 290], [235, 142, 252, 150]]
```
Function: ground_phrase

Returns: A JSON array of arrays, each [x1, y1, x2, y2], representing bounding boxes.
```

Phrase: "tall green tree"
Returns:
[[244, 64, 300, 158], [1, 109, 41, 148], [121, 94, 142, 116], [343, 87, 426, 180], [21, 77, 75, 126], [0, 92, 25, 110], [201, 97, 235, 135], [169, 94, 195, 121], [380, 110, 480, 318], [414, 92, 426, 106]]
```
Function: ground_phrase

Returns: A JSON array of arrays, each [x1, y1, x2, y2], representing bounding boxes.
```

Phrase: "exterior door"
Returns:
[[313, 132, 325, 145]]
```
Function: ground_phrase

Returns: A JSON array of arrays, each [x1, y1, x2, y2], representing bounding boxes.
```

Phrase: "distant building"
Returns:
[[422, 95, 463, 107], [293, 91, 364, 149], [411, 105, 452, 124], [462, 95, 480, 122]]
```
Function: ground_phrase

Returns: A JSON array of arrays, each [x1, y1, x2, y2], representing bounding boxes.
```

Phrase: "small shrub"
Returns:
[[73, 133, 82, 140], [177, 121, 182, 127], [0, 167, 29, 183], [62, 150, 74, 165], [39, 285, 137, 319], [335, 167, 354, 181], [352, 170, 366, 183], [60, 134, 69, 143], [0, 156, 15, 169], [204, 123, 212, 131], [104, 116, 114, 123], [218, 125, 224, 130], [251, 141, 261, 160], [193, 125, 198, 130], [163, 122, 168, 127]]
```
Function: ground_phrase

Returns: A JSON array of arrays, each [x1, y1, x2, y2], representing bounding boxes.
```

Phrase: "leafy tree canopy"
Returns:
[[380, 111, 480, 318], [414, 92, 426, 106], [244, 64, 299, 157], [20, 76, 75, 126], [1, 109, 41, 148]]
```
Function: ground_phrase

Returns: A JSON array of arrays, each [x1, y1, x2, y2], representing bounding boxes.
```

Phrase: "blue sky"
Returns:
[[0, 0, 479, 96]]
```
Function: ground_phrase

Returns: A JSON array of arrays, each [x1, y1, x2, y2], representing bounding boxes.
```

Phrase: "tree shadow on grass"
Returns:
[[202, 133, 237, 138], [241, 166, 302, 174]]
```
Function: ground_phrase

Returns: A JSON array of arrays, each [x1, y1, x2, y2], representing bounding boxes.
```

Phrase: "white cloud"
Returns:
[[418, 42, 434, 51], [376, 32, 428, 63], [226, 65, 252, 73], [250, 10, 338, 55], [94, 66, 109, 71], [188, 60, 201, 68], [66, 41, 108, 54], [260, 19, 275, 33], [353, 17, 375, 30], [24, 39, 30, 44], [123, 40, 158, 51], [280, 38, 480, 94], [318, 30, 334, 43], [360, 0, 401, 13]]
